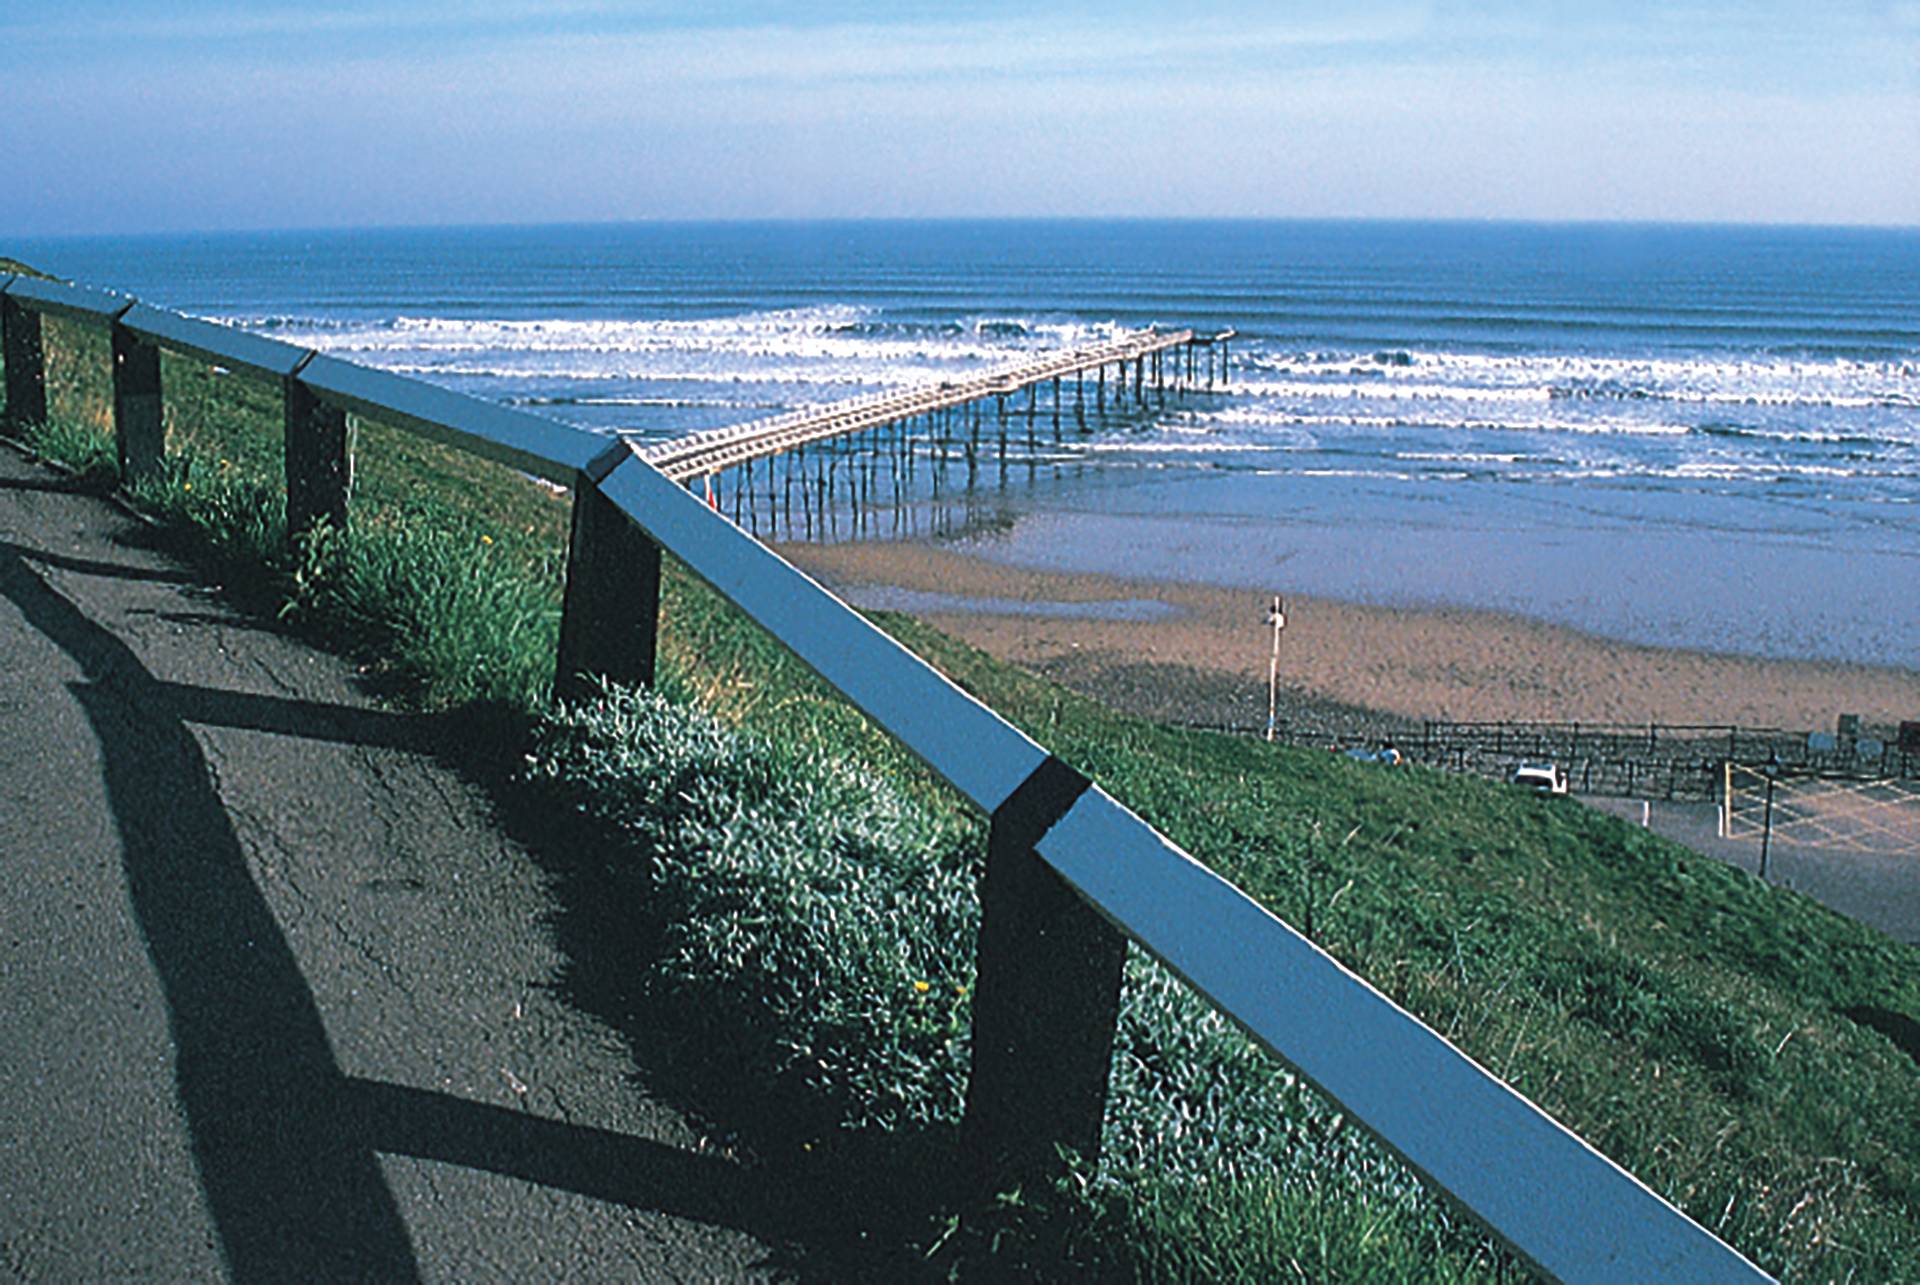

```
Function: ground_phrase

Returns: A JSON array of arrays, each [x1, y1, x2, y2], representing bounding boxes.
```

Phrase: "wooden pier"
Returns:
[[641, 326, 1234, 484]]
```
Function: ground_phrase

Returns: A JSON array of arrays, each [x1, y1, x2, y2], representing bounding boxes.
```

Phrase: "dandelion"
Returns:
[[913, 980, 930, 993], [480, 534, 494, 545]]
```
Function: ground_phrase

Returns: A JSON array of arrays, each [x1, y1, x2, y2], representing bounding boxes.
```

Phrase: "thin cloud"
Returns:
[[3, 0, 1915, 232], [0, 0, 637, 44]]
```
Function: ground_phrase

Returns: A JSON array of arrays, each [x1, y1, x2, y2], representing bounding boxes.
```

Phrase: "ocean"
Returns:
[[14, 220, 1919, 667]]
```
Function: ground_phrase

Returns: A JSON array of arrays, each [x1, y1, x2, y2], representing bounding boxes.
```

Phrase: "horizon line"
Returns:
[[12, 212, 1920, 245]]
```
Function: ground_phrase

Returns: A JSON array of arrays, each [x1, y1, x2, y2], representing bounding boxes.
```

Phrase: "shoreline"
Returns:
[[782, 539, 1920, 737]]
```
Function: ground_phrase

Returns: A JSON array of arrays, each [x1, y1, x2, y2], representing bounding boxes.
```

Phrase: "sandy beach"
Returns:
[[784, 539, 1920, 737]]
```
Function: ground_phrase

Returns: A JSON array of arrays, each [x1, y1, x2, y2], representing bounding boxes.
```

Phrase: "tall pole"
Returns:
[[1759, 765, 1777, 882], [1266, 595, 1286, 742]]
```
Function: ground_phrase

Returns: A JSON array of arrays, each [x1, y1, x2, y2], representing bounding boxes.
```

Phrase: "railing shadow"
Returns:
[[348, 1078, 801, 1240], [0, 536, 198, 585], [489, 774, 971, 1281], [0, 537, 422, 1281], [0, 472, 99, 497], [0, 535, 803, 1277]]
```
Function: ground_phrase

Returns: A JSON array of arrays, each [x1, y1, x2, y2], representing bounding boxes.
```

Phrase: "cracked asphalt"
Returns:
[[0, 444, 778, 1281]]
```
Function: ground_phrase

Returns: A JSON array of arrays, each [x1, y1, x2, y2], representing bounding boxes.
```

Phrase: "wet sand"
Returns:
[[784, 540, 1920, 736]]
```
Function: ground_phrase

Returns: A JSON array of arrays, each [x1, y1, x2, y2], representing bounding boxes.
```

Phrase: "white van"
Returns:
[[1510, 762, 1569, 795]]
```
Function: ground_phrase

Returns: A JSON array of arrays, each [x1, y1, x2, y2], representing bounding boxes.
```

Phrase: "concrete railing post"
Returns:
[[962, 756, 1127, 1192], [284, 372, 351, 540], [111, 320, 165, 484], [555, 444, 662, 702], [2, 295, 49, 429]]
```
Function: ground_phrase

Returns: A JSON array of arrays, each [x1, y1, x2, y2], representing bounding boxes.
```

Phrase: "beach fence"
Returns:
[[1418, 720, 1812, 801], [0, 272, 1769, 1282], [1222, 717, 1913, 805], [1417, 720, 1918, 801]]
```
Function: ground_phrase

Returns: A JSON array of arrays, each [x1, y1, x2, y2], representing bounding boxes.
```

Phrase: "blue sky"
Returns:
[[2, 1, 1916, 234]]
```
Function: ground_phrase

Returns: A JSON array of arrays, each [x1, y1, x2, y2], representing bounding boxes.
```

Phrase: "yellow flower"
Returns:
[[913, 980, 930, 993], [480, 534, 494, 545]]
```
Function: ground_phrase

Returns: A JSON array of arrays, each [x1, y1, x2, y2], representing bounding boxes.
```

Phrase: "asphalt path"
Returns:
[[0, 443, 780, 1281], [1583, 796, 1920, 945]]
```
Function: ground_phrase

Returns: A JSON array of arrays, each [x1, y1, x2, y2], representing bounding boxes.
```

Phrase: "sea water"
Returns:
[[15, 221, 1919, 665]]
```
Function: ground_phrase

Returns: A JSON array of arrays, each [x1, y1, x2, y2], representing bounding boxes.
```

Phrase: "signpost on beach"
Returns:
[[1266, 595, 1286, 742]]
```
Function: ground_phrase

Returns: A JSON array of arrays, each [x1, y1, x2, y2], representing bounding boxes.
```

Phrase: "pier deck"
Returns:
[[641, 326, 1231, 483]]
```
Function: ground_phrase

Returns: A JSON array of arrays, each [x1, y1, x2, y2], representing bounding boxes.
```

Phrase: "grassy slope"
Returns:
[[665, 561, 1920, 1276], [869, 614, 1920, 1273], [7, 296, 1917, 1279]]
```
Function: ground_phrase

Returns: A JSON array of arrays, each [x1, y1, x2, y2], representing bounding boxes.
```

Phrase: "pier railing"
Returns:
[[641, 325, 1216, 482], [0, 272, 1768, 1284]]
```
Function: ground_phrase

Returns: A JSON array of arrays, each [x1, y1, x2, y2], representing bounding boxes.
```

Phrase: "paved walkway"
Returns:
[[0, 444, 778, 1281], [1584, 796, 1920, 945]]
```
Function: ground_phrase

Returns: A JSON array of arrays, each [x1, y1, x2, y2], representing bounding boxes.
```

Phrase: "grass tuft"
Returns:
[[22, 416, 118, 484]]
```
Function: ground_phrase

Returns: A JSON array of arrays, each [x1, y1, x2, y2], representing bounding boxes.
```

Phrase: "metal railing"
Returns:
[[0, 270, 1769, 1283]]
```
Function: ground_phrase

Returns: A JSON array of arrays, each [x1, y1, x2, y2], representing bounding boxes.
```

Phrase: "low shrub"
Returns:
[[522, 680, 982, 1141], [520, 681, 1510, 1280]]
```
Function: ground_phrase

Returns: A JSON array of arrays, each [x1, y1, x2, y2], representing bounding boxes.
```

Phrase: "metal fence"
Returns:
[[0, 271, 1768, 1282], [1189, 716, 1913, 804], [1422, 720, 1915, 784]]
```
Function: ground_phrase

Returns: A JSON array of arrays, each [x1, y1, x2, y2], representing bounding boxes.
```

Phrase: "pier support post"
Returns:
[[1, 294, 48, 429], [962, 757, 1127, 1194], [967, 401, 980, 480], [284, 374, 352, 539], [556, 448, 661, 701], [111, 321, 166, 484]]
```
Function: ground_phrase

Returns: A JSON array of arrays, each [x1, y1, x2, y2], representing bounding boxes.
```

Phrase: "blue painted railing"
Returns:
[[0, 270, 1769, 1283]]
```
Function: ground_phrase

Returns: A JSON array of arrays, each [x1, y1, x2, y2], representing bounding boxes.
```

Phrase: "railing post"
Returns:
[[2, 293, 49, 429], [111, 318, 165, 484], [962, 756, 1127, 1193], [555, 444, 661, 702], [284, 370, 351, 539]]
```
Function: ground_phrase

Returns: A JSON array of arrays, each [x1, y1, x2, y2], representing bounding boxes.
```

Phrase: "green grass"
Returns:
[[31, 342, 576, 712], [519, 681, 1511, 1282], [877, 618, 1920, 1271], [7, 293, 1918, 1280]]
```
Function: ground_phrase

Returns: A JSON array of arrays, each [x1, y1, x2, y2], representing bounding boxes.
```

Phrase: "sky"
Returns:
[[2, 1, 1916, 235]]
